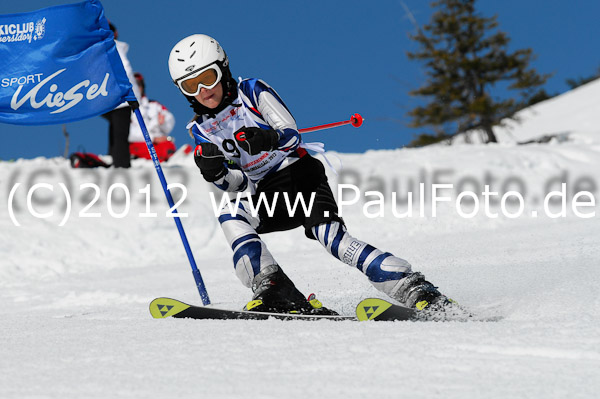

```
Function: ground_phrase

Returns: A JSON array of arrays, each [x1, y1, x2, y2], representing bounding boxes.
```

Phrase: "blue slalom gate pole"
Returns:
[[131, 103, 210, 305]]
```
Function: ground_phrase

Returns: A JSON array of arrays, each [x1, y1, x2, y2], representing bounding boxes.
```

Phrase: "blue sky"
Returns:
[[1, 0, 599, 160]]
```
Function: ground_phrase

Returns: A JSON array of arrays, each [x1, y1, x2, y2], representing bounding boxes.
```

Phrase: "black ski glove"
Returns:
[[194, 142, 227, 182], [234, 126, 280, 156]]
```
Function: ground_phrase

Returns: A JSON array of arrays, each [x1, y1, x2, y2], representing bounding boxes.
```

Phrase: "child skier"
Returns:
[[168, 34, 455, 315]]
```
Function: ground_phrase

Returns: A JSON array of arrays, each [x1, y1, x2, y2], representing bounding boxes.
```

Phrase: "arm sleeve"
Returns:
[[159, 105, 175, 135], [244, 79, 300, 152], [115, 41, 142, 101], [257, 91, 300, 152], [212, 164, 249, 193]]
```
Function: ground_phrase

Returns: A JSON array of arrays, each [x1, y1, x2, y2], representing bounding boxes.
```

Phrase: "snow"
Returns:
[[454, 77, 600, 145], [1, 81, 600, 398]]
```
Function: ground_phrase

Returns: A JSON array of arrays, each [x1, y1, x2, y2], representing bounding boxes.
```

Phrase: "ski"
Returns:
[[356, 298, 501, 322], [149, 297, 356, 321], [150, 297, 486, 322]]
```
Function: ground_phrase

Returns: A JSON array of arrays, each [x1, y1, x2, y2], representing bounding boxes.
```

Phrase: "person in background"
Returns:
[[128, 72, 176, 162], [102, 21, 141, 168]]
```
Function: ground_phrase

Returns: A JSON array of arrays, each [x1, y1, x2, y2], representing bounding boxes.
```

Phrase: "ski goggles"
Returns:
[[176, 64, 222, 96]]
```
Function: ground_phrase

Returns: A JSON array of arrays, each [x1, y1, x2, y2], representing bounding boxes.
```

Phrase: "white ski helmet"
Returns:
[[168, 34, 230, 97]]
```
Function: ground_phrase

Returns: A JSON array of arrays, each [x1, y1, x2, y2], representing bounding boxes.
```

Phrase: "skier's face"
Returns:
[[194, 82, 223, 109]]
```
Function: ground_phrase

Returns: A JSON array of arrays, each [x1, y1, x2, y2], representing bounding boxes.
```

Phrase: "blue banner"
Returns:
[[0, 0, 136, 125]]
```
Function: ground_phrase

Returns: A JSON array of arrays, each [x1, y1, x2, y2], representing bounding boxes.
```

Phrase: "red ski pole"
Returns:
[[299, 113, 363, 134]]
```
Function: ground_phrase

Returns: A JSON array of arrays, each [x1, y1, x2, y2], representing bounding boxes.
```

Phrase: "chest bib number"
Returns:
[[221, 138, 241, 158], [194, 100, 289, 182]]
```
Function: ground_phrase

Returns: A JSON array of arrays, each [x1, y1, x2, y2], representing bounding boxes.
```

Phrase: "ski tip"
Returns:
[[149, 297, 191, 319], [355, 298, 394, 321]]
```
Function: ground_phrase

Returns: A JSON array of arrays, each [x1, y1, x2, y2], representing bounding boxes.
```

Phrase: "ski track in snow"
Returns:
[[2, 99, 600, 397]]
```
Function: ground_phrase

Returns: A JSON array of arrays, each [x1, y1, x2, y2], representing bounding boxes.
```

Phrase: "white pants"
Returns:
[[218, 200, 413, 298]]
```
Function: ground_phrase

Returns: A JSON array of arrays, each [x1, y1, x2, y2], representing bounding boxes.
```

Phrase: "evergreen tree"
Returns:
[[406, 0, 549, 145], [565, 66, 600, 90]]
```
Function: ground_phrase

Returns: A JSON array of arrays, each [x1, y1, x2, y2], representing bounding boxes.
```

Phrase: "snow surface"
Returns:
[[1, 82, 600, 398], [455, 77, 600, 145]]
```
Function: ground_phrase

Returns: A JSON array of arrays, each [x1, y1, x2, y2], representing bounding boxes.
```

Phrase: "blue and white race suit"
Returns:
[[190, 78, 413, 303], [188, 78, 308, 193]]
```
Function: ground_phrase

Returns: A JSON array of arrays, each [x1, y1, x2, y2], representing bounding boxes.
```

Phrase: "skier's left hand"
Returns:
[[234, 126, 279, 155]]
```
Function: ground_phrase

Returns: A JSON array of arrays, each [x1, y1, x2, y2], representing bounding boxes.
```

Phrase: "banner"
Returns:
[[0, 0, 136, 125]]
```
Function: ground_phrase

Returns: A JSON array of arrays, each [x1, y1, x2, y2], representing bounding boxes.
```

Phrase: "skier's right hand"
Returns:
[[194, 142, 227, 182]]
